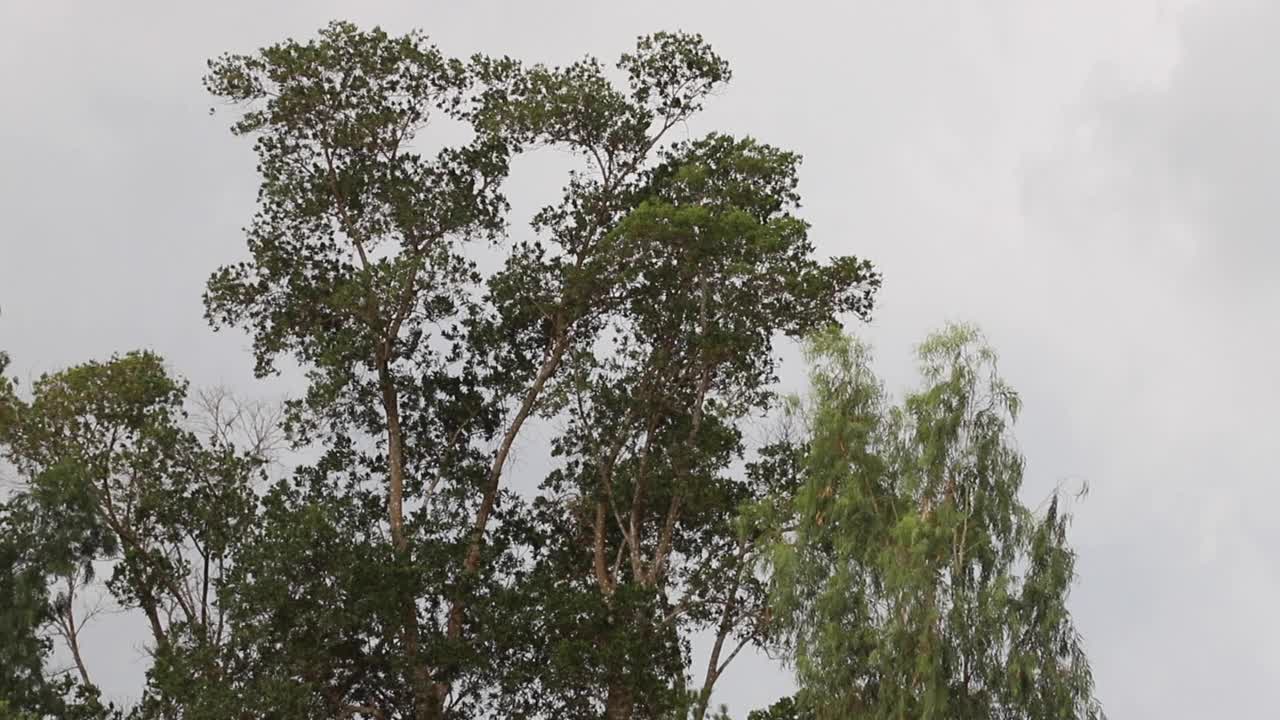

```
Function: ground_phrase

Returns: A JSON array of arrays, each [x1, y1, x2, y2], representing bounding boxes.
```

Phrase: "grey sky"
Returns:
[[2, 0, 1274, 716]]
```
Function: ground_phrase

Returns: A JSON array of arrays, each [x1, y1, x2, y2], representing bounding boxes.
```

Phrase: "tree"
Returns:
[[524, 129, 877, 719], [201, 22, 879, 719], [202, 21, 523, 719], [0, 351, 259, 719], [0, 492, 117, 720], [1, 21, 1109, 720], [767, 325, 1104, 719]]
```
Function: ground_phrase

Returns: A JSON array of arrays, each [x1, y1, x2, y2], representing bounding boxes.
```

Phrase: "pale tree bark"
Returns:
[[52, 574, 95, 691], [434, 333, 570, 713], [375, 358, 440, 720], [692, 541, 754, 720]]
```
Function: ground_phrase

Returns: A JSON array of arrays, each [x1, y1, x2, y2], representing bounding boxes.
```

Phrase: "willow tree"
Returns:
[[768, 326, 1103, 719]]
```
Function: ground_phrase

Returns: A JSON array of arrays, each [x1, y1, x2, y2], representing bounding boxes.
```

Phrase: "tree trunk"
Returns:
[[693, 542, 750, 720], [377, 363, 437, 720], [605, 683, 635, 720], [61, 576, 94, 690], [434, 337, 569, 714]]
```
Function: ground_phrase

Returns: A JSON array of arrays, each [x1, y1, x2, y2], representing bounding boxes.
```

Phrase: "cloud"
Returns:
[[3, 1, 1277, 717], [1015, 1, 1280, 715]]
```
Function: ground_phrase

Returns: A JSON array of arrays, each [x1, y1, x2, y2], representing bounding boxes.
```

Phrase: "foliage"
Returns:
[[746, 696, 813, 720], [767, 325, 1103, 720], [0, 20, 1105, 720], [196, 20, 877, 720], [0, 352, 258, 719]]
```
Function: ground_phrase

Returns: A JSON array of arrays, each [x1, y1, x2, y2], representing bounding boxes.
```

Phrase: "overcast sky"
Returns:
[[3, 0, 1277, 716]]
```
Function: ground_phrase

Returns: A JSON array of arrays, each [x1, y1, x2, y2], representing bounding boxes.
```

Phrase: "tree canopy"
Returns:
[[0, 21, 1100, 720], [766, 326, 1103, 720]]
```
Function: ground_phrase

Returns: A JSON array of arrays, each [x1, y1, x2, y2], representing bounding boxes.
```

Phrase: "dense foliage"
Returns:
[[0, 22, 1100, 720]]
